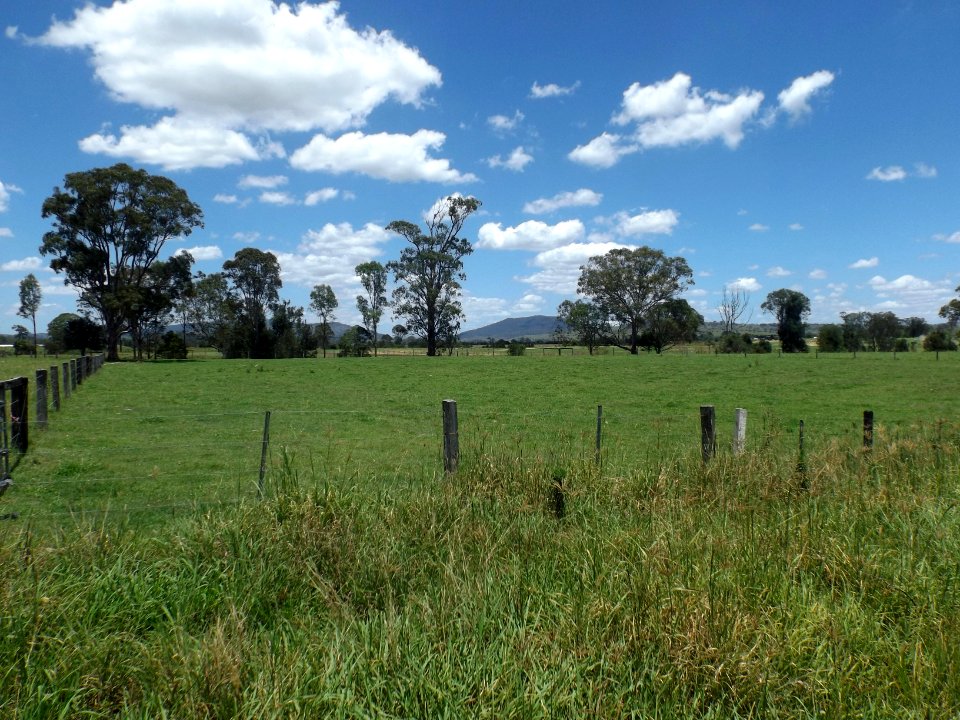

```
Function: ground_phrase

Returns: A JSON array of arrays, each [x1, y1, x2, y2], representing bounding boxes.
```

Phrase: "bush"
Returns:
[[506, 341, 526, 356], [155, 331, 188, 360], [923, 330, 958, 352]]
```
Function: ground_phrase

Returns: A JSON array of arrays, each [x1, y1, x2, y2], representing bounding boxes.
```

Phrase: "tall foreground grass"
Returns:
[[3, 424, 959, 717]]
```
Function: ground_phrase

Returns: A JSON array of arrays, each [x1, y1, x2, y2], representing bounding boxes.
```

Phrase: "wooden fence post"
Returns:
[[62, 362, 70, 399], [595, 405, 603, 465], [36, 369, 48, 429], [10, 378, 28, 453], [442, 399, 459, 474], [797, 420, 808, 485], [700, 405, 716, 463], [50, 366, 60, 411], [76, 357, 84, 385], [70, 359, 77, 390], [258, 411, 271, 499], [733, 408, 747, 455], [863, 410, 874, 450]]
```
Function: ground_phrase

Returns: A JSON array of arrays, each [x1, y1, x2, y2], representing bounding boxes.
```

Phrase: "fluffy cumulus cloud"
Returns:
[[274, 222, 392, 290], [609, 209, 679, 237], [529, 81, 580, 99], [767, 266, 791, 277], [0, 228, 12, 238], [0, 180, 23, 213], [477, 219, 585, 251], [867, 274, 955, 314], [850, 257, 879, 269], [487, 111, 524, 133], [777, 70, 835, 120], [259, 191, 297, 205], [866, 166, 907, 182], [519, 241, 632, 293], [1, 257, 42, 272], [214, 193, 239, 204], [728, 277, 761, 292], [238, 175, 287, 189], [305, 188, 340, 205], [177, 245, 223, 261], [487, 146, 534, 172], [39, 0, 442, 170], [523, 188, 602, 215], [290, 130, 476, 183], [568, 132, 638, 168]]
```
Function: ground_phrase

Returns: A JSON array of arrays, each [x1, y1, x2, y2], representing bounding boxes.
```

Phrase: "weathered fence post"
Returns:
[[50, 366, 60, 411], [442, 399, 459, 474], [76, 357, 84, 385], [10, 378, 28, 453], [595, 405, 603, 465], [733, 408, 747, 455], [863, 410, 874, 450], [62, 362, 70, 399], [70, 359, 77, 390], [85, 355, 92, 378], [797, 420, 808, 485], [258, 410, 271, 499], [700, 405, 716, 463], [35, 369, 48, 429]]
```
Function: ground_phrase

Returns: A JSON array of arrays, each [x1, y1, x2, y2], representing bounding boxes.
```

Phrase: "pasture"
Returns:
[[2, 351, 960, 717]]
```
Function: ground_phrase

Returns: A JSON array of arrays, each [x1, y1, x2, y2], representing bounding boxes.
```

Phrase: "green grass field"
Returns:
[[2, 351, 960, 716]]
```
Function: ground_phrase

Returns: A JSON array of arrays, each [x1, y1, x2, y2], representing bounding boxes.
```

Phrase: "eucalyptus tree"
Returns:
[[761, 289, 811, 352], [40, 163, 203, 360], [309, 283, 338, 358], [17, 273, 42, 356], [387, 196, 481, 356], [355, 261, 388, 356]]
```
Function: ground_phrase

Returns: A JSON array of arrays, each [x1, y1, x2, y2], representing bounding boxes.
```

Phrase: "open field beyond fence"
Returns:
[[2, 351, 960, 717]]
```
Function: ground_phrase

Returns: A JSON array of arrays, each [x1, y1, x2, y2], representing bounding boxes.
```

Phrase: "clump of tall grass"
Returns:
[[2, 423, 959, 717]]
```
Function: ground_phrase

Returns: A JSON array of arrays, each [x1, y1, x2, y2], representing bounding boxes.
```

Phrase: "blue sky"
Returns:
[[2, 0, 959, 333]]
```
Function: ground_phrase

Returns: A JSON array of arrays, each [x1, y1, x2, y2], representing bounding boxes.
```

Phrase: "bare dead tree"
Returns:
[[718, 286, 752, 334]]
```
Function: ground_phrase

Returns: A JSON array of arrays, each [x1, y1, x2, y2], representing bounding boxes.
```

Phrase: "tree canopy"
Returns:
[[40, 163, 203, 361], [387, 196, 480, 356], [577, 246, 693, 354], [761, 289, 810, 352]]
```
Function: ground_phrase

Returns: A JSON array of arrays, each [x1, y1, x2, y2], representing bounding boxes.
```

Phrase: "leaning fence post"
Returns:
[[258, 410, 271, 499], [50, 366, 60, 411], [62, 362, 70, 399], [595, 404, 603, 465], [700, 405, 716, 463], [733, 408, 747, 455], [863, 410, 874, 450], [36, 369, 48, 429], [442, 399, 459, 474]]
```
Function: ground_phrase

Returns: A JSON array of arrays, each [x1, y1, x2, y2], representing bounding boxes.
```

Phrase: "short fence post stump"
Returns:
[[733, 408, 747, 455], [442, 399, 459, 474], [700, 405, 716, 463], [258, 411, 271, 499]]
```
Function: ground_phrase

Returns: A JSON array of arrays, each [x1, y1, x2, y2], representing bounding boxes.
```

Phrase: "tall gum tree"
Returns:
[[40, 163, 203, 361], [387, 196, 480, 356], [577, 246, 693, 354]]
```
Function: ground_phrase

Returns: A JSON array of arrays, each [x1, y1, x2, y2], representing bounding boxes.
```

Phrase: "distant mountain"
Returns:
[[459, 315, 562, 342]]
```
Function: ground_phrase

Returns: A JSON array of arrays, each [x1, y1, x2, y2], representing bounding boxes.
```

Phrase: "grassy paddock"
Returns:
[[1, 352, 960, 715]]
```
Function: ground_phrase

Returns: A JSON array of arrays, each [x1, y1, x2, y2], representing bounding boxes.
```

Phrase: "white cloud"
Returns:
[[2, 257, 42, 272], [933, 231, 960, 244], [0, 181, 23, 213], [259, 191, 297, 205], [177, 245, 223, 261], [305, 188, 340, 205], [487, 111, 524, 133], [767, 266, 791, 277], [233, 231, 261, 244], [610, 209, 680, 237], [777, 70, 835, 120], [809, 268, 827, 280], [39, 0, 441, 170], [728, 277, 761, 292], [613, 72, 764, 149], [0, 228, 12, 238], [79, 116, 284, 170], [749, 223, 769, 232], [214, 193, 239, 204], [274, 222, 391, 289], [487, 146, 534, 172], [867, 274, 954, 313], [520, 241, 633, 294], [866, 166, 906, 182], [915, 162, 938, 178], [512, 293, 544, 314], [477, 219, 585, 251], [568, 132, 638, 168], [789, 223, 804, 231], [849, 257, 879, 269], [523, 189, 603, 215], [290, 130, 477, 183], [5, 26, 18, 40], [239, 174, 287, 189], [530, 81, 580, 99]]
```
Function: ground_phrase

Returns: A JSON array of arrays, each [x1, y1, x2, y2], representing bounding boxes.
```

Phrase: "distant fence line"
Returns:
[[0, 353, 105, 485]]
